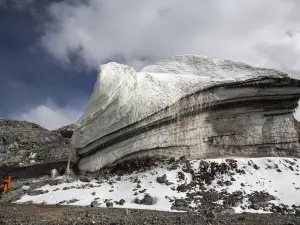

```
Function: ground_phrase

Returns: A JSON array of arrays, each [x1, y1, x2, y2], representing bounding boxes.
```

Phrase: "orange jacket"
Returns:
[[0, 176, 11, 192]]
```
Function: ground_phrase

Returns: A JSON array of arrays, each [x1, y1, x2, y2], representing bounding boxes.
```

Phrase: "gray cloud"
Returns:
[[40, 0, 300, 73], [0, 0, 37, 9]]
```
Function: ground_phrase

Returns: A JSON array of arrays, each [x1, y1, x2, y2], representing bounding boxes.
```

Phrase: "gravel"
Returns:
[[0, 204, 299, 225]]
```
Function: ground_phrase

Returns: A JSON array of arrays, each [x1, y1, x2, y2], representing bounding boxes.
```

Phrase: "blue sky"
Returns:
[[0, 0, 95, 129], [1, 0, 300, 129]]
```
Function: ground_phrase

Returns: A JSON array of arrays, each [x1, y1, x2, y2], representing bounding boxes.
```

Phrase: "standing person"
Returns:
[[0, 175, 11, 193]]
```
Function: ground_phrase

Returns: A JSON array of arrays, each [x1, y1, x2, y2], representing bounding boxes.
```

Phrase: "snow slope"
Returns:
[[15, 157, 300, 214]]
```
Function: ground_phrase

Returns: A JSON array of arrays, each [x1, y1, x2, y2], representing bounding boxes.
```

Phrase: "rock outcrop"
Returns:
[[57, 124, 75, 138], [0, 119, 72, 178], [71, 55, 300, 173]]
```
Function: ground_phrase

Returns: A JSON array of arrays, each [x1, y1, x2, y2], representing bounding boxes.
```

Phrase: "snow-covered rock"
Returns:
[[15, 157, 300, 214], [71, 55, 300, 173]]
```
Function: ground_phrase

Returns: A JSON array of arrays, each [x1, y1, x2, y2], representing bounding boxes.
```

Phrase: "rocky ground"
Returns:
[[1, 119, 300, 224], [0, 156, 298, 225], [0, 203, 300, 225], [0, 119, 73, 178]]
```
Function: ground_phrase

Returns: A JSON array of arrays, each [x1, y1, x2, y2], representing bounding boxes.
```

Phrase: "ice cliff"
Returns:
[[71, 55, 300, 173]]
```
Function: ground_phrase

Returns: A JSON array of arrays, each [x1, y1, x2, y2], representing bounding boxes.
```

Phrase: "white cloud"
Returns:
[[12, 99, 84, 130], [38, 0, 300, 121], [40, 0, 300, 73]]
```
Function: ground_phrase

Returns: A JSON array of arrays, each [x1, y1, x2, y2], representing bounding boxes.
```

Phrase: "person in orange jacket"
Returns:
[[0, 175, 11, 193]]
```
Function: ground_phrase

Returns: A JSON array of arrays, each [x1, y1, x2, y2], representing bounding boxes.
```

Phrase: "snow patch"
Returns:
[[15, 157, 300, 213]]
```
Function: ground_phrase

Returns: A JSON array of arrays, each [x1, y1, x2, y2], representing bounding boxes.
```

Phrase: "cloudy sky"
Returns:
[[1, 0, 300, 129]]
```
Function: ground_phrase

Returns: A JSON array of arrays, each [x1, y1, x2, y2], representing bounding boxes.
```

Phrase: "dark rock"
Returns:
[[217, 180, 224, 187], [134, 198, 141, 204], [90, 201, 99, 207], [177, 172, 185, 180], [237, 215, 246, 221], [141, 194, 156, 205], [206, 210, 216, 219], [169, 157, 176, 163], [106, 202, 113, 207], [179, 156, 187, 162], [57, 124, 75, 138], [68, 198, 79, 203], [48, 179, 62, 186], [177, 184, 187, 192], [80, 176, 93, 182], [174, 199, 188, 207], [156, 174, 167, 184], [118, 199, 125, 205], [57, 167, 66, 175], [250, 203, 260, 210], [224, 180, 232, 186], [139, 189, 147, 193], [27, 189, 49, 196], [253, 164, 260, 170]]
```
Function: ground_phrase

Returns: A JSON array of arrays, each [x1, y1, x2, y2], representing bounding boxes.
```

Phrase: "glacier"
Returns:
[[71, 55, 300, 173]]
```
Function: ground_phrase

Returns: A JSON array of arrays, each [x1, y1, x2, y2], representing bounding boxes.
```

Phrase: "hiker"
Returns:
[[0, 175, 11, 193]]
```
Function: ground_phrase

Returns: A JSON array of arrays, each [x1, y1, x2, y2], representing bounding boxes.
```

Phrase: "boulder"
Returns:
[[57, 124, 75, 138], [141, 194, 156, 205], [71, 55, 300, 173], [90, 200, 99, 207]]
